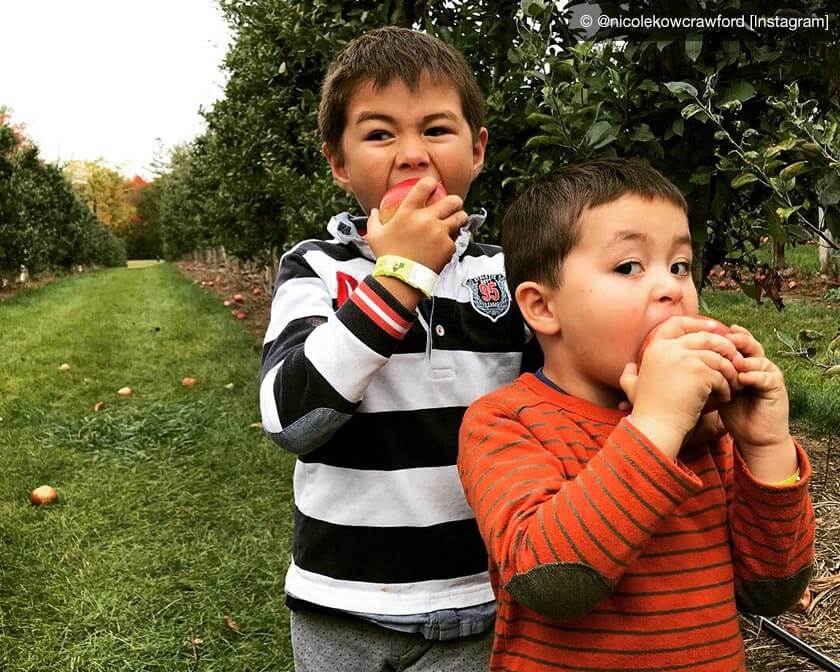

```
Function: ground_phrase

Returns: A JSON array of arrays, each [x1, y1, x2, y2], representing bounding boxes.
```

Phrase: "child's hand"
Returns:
[[366, 177, 468, 273], [718, 325, 794, 468], [620, 328, 742, 459]]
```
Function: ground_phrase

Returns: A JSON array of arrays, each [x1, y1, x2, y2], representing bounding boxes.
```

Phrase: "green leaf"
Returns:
[[507, 48, 521, 64], [799, 329, 824, 342], [719, 80, 755, 105], [681, 103, 705, 120], [690, 168, 712, 185], [665, 81, 699, 98], [638, 79, 659, 92], [585, 120, 615, 148], [672, 117, 685, 137], [524, 135, 565, 149], [776, 205, 801, 222], [630, 124, 655, 142], [526, 112, 555, 125], [779, 161, 809, 180], [731, 172, 759, 188], [766, 138, 798, 158], [765, 202, 789, 243], [685, 36, 703, 62], [818, 172, 840, 207]]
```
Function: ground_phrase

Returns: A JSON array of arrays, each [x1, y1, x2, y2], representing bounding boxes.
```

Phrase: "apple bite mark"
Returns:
[[379, 178, 447, 224]]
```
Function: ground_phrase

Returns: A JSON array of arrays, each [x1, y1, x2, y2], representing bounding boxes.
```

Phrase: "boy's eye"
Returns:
[[365, 130, 392, 141], [671, 261, 691, 276], [425, 126, 452, 136], [615, 261, 642, 275]]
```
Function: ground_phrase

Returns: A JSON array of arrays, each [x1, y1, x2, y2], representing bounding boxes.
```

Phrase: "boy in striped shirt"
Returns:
[[458, 159, 815, 671]]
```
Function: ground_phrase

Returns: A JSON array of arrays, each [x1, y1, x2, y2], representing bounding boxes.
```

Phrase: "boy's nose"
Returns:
[[395, 136, 431, 169], [652, 272, 684, 303]]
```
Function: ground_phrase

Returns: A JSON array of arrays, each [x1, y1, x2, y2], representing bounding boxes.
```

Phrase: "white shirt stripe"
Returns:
[[285, 560, 494, 615], [294, 462, 474, 528]]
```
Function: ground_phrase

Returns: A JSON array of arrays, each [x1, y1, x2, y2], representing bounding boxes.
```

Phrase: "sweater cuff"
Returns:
[[335, 276, 417, 356], [734, 438, 811, 506]]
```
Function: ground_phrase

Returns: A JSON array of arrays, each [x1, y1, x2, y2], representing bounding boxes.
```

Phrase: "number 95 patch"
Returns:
[[463, 274, 511, 322]]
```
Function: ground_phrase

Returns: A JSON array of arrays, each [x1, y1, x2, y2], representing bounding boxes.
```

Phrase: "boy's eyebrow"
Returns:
[[354, 111, 459, 125], [607, 231, 692, 247]]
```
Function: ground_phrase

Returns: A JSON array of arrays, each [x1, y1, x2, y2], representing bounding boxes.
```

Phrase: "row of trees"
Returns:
[[0, 109, 127, 279], [151, 0, 838, 300]]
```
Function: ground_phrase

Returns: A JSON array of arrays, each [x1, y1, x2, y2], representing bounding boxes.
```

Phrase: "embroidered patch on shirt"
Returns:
[[464, 274, 511, 322]]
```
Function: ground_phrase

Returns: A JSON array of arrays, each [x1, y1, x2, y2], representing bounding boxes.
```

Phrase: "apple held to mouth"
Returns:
[[379, 178, 447, 224], [637, 317, 734, 412]]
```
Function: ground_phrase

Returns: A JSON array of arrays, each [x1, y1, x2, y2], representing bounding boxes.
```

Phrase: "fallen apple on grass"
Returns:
[[234, 310, 247, 320], [93, 401, 107, 412], [58, 363, 71, 372], [117, 386, 133, 397], [379, 177, 447, 224], [233, 294, 245, 303], [30, 485, 58, 506], [181, 377, 197, 387], [223, 300, 232, 307]]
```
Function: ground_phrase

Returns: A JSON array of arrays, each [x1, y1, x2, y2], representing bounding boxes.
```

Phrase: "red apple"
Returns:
[[233, 294, 245, 303], [251, 287, 262, 296], [379, 178, 447, 224], [234, 310, 247, 320], [30, 485, 58, 506], [788, 280, 798, 289], [181, 377, 197, 387]]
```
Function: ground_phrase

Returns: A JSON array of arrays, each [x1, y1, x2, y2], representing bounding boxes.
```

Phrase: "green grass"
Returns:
[[754, 242, 821, 273], [0, 265, 295, 671], [701, 290, 840, 435]]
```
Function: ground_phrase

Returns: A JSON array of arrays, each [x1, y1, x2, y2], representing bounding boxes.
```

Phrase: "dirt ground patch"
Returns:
[[179, 258, 840, 669]]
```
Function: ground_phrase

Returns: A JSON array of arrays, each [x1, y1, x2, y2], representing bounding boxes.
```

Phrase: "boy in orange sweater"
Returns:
[[458, 159, 814, 672]]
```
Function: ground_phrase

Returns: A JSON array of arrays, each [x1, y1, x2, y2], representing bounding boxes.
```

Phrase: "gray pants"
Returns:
[[290, 610, 493, 672]]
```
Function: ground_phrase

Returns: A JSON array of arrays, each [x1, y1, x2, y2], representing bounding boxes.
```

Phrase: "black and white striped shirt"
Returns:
[[259, 211, 534, 616]]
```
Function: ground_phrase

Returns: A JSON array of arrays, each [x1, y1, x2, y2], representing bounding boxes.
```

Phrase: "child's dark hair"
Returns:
[[502, 158, 689, 294], [318, 26, 484, 161]]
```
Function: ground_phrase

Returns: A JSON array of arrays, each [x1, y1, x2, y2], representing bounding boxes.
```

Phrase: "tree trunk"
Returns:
[[773, 240, 786, 269], [817, 208, 837, 275]]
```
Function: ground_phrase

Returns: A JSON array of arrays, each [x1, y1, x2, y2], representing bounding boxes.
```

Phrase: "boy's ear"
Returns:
[[471, 127, 489, 179], [322, 141, 353, 193], [515, 281, 562, 337]]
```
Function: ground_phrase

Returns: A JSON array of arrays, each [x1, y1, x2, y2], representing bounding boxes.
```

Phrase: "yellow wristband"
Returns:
[[372, 255, 439, 299], [770, 468, 801, 486]]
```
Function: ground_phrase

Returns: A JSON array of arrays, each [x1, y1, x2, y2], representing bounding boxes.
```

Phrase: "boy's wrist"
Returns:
[[371, 275, 424, 312], [736, 435, 798, 483], [626, 413, 683, 460]]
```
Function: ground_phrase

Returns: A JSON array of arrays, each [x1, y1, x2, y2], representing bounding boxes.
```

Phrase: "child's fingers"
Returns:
[[736, 357, 784, 391], [650, 316, 727, 341], [404, 177, 443, 209], [726, 324, 765, 358], [431, 194, 464, 220], [442, 210, 470, 239]]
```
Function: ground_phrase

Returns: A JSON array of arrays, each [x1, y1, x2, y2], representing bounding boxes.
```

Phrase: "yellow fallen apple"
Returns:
[[30, 485, 58, 506], [59, 363, 71, 372], [117, 386, 133, 397]]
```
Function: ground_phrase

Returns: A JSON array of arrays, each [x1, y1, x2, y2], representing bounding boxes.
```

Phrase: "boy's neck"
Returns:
[[541, 353, 626, 410]]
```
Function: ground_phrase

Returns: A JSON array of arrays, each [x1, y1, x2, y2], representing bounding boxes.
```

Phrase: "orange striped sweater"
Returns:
[[458, 373, 814, 672]]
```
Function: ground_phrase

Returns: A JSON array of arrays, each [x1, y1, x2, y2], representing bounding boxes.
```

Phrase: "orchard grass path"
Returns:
[[0, 263, 295, 671], [1, 263, 839, 670]]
